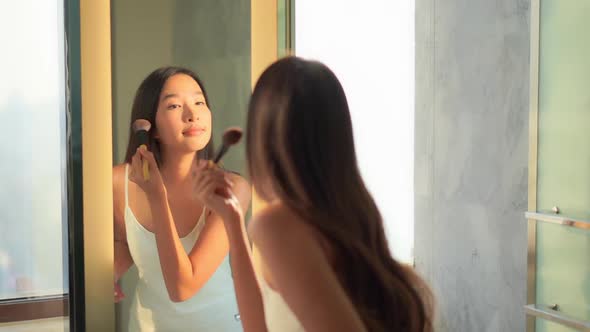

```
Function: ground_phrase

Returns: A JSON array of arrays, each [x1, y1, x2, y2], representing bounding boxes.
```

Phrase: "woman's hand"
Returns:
[[192, 160, 242, 223], [129, 147, 165, 197]]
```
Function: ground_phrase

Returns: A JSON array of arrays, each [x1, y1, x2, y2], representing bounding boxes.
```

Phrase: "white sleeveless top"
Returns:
[[124, 165, 241, 331], [253, 246, 305, 331]]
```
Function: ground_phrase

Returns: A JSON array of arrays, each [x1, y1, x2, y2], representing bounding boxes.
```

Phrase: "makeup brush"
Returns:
[[132, 119, 152, 181], [212, 127, 243, 165]]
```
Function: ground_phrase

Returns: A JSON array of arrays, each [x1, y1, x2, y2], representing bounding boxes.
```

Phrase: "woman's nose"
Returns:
[[184, 106, 199, 122]]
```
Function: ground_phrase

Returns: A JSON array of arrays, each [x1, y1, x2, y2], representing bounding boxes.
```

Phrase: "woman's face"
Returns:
[[154, 73, 212, 154]]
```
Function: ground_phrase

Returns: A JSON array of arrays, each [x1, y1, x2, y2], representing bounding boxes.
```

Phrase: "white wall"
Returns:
[[295, 0, 415, 263]]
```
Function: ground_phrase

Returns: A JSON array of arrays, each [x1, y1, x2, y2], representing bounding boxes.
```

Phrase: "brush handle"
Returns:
[[213, 144, 229, 164], [142, 160, 150, 181], [139, 145, 150, 181], [135, 130, 150, 181]]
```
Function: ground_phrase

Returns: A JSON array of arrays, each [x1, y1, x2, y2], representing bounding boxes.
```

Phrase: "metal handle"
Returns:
[[524, 304, 590, 331], [525, 212, 590, 230]]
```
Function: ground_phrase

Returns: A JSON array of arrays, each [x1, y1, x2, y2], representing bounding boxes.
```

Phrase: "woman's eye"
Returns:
[[167, 104, 181, 110], [196, 101, 205, 106]]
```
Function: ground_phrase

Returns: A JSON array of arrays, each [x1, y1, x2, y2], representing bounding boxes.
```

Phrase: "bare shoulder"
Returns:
[[112, 163, 128, 202], [113, 163, 127, 177], [248, 203, 335, 297], [248, 204, 296, 238], [248, 203, 318, 251]]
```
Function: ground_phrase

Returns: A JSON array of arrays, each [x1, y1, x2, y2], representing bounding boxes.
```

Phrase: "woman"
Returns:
[[198, 57, 434, 332], [113, 66, 251, 331]]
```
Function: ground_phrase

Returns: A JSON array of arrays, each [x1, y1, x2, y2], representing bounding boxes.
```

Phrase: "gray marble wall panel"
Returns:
[[415, 1, 530, 331]]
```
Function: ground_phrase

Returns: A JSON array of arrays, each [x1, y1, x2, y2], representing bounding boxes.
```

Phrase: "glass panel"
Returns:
[[0, 0, 69, 330], [536, 0, 590, 331], [542, 321, 582, 332]]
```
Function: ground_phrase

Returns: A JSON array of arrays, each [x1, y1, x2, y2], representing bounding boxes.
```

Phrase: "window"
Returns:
[[0, 0, 69, 326], [294, 1, 415, 263]]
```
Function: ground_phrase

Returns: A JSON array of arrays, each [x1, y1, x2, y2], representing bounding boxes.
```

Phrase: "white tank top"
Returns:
[[124, 165, 241, 331]]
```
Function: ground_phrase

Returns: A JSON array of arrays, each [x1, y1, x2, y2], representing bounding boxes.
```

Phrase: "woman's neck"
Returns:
[[159, 151, 198, 187]]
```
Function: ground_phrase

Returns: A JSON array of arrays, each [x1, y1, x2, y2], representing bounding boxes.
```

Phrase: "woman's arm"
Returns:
[[133, 150, 251, 302], [192, 163, 266, 332], [114, 240, 133, 281], [251, 206, 367, 332], [113, 164, 134, 302], [222, 205, 267, 332], [113, 164, 134, 279], [147, 191, 228, 302]]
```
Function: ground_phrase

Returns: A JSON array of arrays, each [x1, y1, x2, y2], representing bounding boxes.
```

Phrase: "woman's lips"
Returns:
[[183, 127, 206, 136]]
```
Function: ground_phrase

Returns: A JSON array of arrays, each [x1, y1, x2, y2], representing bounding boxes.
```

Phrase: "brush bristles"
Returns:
[[133, 119, 152, 132], [222, 127, 243, 146]]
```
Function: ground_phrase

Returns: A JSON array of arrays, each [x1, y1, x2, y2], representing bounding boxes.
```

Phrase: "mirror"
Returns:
[[111, 1, 251, 330]]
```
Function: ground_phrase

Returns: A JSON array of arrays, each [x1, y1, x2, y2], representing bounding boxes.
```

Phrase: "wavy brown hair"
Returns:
[[246, 57, 434, 331]]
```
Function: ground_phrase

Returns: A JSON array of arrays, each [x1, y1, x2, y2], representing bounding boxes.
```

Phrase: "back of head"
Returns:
[[247, 56, 434, 331]]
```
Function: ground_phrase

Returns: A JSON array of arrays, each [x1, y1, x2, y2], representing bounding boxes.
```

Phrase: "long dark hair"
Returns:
[[247, 57, 433, 331], [124, 66, 214, 165]]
